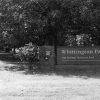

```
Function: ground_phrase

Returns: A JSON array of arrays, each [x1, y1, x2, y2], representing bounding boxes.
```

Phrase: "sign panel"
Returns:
[[57, 47, 100, 65]]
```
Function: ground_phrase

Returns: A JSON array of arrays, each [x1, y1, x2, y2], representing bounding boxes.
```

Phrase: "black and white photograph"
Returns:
[[0, 0, 100, 99]]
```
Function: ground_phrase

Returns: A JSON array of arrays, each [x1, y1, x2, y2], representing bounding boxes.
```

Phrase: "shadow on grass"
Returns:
[[2, 59, 100, 79], [18, 65, 100, 79], [26, 65, 100, 79], [53, 65, 100, 79]]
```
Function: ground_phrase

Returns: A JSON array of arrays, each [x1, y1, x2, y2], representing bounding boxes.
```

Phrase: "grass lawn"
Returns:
[[0, 60, 100, 100]]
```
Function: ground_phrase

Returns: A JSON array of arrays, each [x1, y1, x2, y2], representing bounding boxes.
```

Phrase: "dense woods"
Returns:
[[0, 0, 100, 49]]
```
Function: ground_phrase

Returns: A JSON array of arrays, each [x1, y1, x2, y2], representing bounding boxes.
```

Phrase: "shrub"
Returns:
[[16, 43, 39, 63]]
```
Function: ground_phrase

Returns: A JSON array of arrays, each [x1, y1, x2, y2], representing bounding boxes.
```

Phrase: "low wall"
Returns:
[[0, 53, 15, 61]]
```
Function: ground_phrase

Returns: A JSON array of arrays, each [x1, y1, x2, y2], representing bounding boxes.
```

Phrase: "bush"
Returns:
[[16, 43, 39, 63]]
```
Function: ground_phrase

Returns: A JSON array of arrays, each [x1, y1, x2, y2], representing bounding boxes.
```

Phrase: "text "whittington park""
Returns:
[[61, 49, 100, 55]]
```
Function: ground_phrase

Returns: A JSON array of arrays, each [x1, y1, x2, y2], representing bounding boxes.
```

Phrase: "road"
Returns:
[[0, 61, 100, 100]]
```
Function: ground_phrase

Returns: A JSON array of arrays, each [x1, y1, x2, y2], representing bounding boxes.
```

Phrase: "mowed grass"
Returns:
[[0, 69, 100, 100], [0, 60, 100, 100]]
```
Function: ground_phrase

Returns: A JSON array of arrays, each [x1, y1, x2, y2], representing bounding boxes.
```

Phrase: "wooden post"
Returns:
[[54, 33, 57, 71], [13, 46, 16, 54]]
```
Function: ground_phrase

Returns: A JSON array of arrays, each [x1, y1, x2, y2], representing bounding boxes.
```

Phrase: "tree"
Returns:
[[0, 0, 100, 49]]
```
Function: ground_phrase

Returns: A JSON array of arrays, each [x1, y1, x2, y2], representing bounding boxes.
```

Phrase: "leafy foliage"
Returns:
[[0, 0, 100, 48], [16, 42, 39, 62]]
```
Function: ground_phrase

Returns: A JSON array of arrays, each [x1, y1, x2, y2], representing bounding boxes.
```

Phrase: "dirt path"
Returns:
[[0, 61, 100, 100]]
